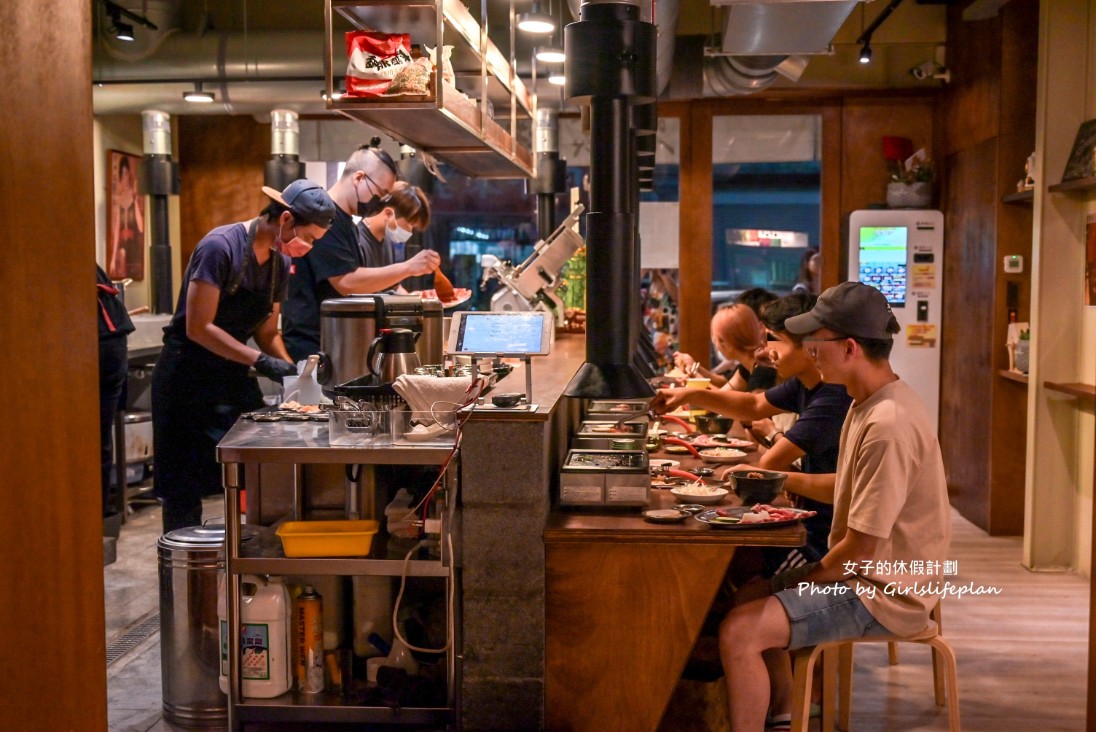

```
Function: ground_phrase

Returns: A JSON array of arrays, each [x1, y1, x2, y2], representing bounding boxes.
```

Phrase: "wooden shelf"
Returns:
[[1043, 380, 1096, 404], [325, 0, 534, 179], [1048, 177, 1096, 193], [997, 369, 1029, 385], [1002, 190, 1034, 204]]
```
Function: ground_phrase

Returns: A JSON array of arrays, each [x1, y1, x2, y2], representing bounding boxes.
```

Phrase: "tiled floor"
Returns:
[[106, 495, 225, 732]]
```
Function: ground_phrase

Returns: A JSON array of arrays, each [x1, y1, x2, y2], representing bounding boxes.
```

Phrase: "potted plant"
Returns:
[[883, 137, 934, 208]]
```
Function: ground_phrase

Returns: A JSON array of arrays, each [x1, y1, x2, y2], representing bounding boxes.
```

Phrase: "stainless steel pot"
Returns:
[[318, 294, 443, 393]]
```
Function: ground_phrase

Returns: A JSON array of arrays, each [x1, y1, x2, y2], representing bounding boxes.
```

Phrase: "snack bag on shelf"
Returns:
[[426, 45, 455, 86], [345, 31, 413, 97], [386, 57, 433, 95]]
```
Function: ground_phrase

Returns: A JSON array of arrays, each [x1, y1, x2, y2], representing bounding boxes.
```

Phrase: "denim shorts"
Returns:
[[774, 582, 893, 651]]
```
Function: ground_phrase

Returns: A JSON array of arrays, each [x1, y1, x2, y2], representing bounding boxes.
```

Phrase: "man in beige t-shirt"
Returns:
[[717, 282, 951, 731]]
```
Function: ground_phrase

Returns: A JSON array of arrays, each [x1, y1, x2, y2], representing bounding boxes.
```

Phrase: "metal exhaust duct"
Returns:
[[264, 109, 306, 189], [138, 109, 179, 314], [563, 0, 656, 399], [530, 107, 567, 238]]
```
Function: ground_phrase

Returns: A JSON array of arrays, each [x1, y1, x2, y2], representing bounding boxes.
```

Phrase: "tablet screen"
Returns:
[[449, 312, 551, 355]]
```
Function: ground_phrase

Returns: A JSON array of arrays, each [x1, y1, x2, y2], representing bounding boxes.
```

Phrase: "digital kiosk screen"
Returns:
[[858, 226, 908, 307]]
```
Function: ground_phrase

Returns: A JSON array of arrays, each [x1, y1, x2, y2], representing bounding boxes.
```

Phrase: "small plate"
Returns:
[[694, 506, 814, 529], [649, 459, 680, 470], [698, 447, 748, 464], [641, 508, 688, 524], [664, 444, 692, 455], [669, 486, 729, 505], [411, 288, 473, 308]]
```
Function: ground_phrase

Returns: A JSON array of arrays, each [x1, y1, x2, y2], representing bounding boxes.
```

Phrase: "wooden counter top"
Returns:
[[466, 331, 587, 421]]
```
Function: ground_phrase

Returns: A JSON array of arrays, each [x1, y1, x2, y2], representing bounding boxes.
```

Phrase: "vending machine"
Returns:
[[847, 210, 944, 433]]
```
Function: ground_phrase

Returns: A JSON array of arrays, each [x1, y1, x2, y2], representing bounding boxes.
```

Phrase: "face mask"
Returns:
[[274, 222, 313, 258], [356, 175, 387, 218], [385, 221, 414, 244]]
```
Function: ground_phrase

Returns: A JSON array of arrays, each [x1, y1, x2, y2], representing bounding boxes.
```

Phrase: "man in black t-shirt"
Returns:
[[282, 145, 400, 362]]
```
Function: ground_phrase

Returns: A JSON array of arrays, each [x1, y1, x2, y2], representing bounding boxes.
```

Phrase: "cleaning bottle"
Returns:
[[295, 585, 324, 693], [218, 574, 292, 698]]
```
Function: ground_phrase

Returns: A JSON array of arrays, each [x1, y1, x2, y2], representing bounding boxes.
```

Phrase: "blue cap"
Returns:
[[261, 179, 336, 228]]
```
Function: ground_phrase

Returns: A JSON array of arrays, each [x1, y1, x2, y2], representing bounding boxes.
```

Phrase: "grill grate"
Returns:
[[106, 613, 160, 666]]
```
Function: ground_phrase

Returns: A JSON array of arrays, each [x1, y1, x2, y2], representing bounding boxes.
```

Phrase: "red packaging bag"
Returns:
[[345, 31, 413, 97]]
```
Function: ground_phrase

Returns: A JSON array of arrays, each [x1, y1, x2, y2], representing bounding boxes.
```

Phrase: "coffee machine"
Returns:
[[317, 294, 443, 394]]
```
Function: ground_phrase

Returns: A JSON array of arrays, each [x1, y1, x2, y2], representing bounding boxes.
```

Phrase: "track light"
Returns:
[[548, 72, 566, 86], [183, 82, 215, 103], [859, 43, 872, 64], [106, 6, 135, 42], [518, 2, 555, 34], [535, 46, 566, 64]]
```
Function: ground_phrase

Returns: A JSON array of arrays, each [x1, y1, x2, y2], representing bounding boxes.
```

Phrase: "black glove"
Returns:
[[253, 353, 297, 383], [770, 561, 820, 594]]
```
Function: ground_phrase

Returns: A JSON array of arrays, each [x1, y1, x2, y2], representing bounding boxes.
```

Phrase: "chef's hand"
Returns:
[[405, 249, 441, 276], [650, 387, 689, 415], [254, 353, 297, 383]]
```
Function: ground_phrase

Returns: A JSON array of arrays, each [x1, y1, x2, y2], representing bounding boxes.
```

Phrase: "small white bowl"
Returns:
[[669, 486, 729, 505]]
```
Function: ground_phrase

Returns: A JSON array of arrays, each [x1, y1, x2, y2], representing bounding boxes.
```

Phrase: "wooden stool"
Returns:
[[789, 604, 960, 732]]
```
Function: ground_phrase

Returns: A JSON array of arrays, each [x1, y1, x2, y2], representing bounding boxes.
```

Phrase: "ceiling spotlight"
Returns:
[[535, 46, 566, 64], [518, 3, 556, 34], [183, 82, 215, 103], [859, 43, 872, 64], [548, 73, 566, 86], [113, 20, 135, 42]]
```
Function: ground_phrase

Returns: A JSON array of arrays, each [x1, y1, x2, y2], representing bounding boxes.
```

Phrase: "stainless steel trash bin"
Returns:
[[157, 524, 227, 727]]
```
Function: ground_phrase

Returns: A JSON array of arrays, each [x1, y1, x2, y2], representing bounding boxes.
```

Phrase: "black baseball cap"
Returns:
[[261, 179, 336, 228], [784, 281, 901, 340]]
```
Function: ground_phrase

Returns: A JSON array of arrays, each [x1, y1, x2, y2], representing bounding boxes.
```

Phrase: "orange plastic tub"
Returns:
[[275, 520, 380, 557]]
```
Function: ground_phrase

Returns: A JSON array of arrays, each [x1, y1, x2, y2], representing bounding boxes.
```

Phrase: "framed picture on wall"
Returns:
[[1060, 118, 1096, 183], [107, 149, 145, 281]]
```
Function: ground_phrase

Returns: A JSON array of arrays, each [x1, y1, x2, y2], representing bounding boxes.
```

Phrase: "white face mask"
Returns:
[[385, 221, 414, 244]]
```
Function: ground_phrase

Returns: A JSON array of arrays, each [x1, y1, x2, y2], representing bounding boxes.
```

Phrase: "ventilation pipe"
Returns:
[[530, 107, 567, 238], [265, 109, 305, 189], [139, 110, 180, 314], [563, 0, 656, 399], [567, 0, 677, 97]]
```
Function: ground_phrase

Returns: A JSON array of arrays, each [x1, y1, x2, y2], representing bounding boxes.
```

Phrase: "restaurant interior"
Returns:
[[3, 0, 1095, 729]]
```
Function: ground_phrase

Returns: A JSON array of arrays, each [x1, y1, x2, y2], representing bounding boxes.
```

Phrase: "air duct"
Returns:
[[265, 109, 306, 190], [568, 0, 677, 97], [139, 110, 180, 315], [563, 0, 656, 400]]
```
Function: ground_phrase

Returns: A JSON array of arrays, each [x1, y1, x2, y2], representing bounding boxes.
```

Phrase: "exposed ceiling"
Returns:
[[92, 0, 949, 119]]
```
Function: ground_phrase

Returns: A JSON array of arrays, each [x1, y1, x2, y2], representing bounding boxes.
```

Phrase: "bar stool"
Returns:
[[789, 603, 960, 732]]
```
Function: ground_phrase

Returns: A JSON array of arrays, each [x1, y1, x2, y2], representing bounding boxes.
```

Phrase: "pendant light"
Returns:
[[518, 1, 555, 34], [534, 0, 565, 62], [183, 82, 215, 103]]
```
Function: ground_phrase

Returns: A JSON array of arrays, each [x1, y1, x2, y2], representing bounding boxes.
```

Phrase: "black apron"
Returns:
[[152, 221, 280, 519]]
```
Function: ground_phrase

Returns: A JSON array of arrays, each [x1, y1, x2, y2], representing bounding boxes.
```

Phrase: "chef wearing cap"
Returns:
[[151, 180, 336, 533]]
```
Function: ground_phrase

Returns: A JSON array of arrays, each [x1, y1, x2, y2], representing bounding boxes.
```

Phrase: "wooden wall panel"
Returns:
[[178, 116, 271, 267], [840, 96, 937, 215], [0, 2, 108, 729], [941, 7, 1001, 157], [941, 140, 998, 530]]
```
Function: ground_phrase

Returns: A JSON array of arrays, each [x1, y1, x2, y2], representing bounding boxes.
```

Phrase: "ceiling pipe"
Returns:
[[568, 0, 677, 97]]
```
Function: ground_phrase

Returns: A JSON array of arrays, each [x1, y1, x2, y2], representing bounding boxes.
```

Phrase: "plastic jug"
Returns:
[[218, 574, 292, 698]]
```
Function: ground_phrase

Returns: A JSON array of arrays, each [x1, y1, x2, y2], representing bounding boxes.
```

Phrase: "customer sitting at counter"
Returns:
[[282, 143, 440, 362], [716, 282, 951, 731], [152, 180, 336, 533], [672, 302, 776, 392]]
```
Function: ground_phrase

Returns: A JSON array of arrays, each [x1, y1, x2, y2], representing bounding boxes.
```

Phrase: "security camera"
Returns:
[[910, 62, 935, 80], [910, 61, 950, 83]]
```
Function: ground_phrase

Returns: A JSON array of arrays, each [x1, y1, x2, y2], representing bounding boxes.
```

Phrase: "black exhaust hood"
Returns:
[[562, 1, 657, 400]]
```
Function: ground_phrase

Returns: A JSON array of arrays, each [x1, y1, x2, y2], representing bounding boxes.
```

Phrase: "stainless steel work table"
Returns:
[[217, 417, 459, 730]]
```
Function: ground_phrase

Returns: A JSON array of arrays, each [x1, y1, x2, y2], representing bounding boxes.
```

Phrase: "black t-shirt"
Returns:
[[358, 220, 395, 269], [282, 207, 360, 361], [764, 378, 852, 558]]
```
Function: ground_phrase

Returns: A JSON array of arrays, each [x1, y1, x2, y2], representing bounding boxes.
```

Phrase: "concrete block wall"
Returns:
[[458, 400, 577, 730]]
